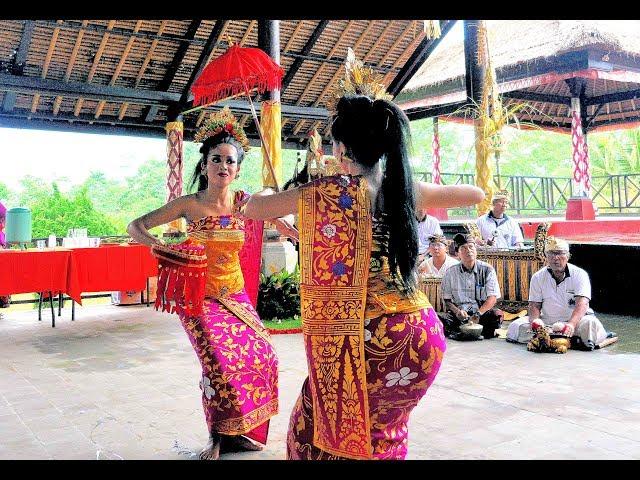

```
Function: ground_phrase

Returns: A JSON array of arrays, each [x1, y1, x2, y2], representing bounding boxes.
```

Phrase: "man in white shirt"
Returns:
[[418, 234, 459, 277], [507, 237, 609, 348], [476, 190, 524, 248], [416, 208, 443, 263]]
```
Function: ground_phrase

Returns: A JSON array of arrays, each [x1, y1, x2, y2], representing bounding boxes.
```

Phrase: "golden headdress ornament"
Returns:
[[326, 47, 392, 114], [193, 106, 250, 152]]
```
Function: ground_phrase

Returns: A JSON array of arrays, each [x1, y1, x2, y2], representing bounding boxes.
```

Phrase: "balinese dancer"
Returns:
[[242, 52, 484, 460], [128, 107, 291, 460]]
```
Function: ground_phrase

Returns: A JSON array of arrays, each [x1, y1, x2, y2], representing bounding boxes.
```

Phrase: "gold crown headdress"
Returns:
[[326, 48, 393, 115], [193, 106, 250, 152]]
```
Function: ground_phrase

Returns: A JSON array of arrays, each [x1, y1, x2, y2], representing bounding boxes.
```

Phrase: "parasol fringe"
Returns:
[[192, 74, 282, 107]]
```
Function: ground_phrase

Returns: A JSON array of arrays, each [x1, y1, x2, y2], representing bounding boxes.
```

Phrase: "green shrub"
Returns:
[[257, 266, 300, 321]]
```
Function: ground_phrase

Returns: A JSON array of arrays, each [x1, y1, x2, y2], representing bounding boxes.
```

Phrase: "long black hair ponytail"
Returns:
[[331, 95, 418, 291]]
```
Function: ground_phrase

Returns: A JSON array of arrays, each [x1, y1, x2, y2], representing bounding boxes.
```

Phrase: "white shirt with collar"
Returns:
[[476, 211, 524, 248], [528, 263, 594, 323], [420, 255, 459, 277], [417, 214, 443, 255]]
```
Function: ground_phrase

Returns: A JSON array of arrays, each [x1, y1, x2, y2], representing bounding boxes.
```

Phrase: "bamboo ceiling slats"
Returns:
[[0, 19, 435, 141]]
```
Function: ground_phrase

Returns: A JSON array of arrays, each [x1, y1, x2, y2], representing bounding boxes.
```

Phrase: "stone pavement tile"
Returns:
[[406, 445, 460, 460], [0, 444, 51, 460], [570, 428, 640, 455], [1, 423, 37, 443], [46, 443, 100, 460], [21, 412, 73, 433], [1, 387, 41, 405], [0, 402, 15, 416], [580, 416, 640, 440], [3, 305, 640, 460], [534, 444, 631, 460], [32, 424, 88, 445]]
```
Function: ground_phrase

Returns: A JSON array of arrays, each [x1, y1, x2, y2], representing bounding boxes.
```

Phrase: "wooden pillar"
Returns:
[[428, 117, 449, 220], [464, 20, 484, 106], [258, 20, 282, 189], [258, 20, 280, 103], [566, 78, 595, 220], [464, 20, 492, 216], [165, 107, 185, 234]]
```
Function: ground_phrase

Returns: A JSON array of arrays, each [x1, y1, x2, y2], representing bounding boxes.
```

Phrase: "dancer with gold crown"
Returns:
[[241, 49, 485, 460], [128, 107, 292, 460]]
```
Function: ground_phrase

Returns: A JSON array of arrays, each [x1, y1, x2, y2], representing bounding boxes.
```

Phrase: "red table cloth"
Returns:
[[0, 244, 157, 305], [0, 248, 81, 302]]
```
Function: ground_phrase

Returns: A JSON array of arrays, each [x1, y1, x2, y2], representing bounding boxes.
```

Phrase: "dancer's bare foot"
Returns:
[[199, 432, 221, 460], [220, 434, 263, 453]]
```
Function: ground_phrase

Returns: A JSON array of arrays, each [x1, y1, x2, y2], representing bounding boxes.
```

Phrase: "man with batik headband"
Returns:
[[416, 208, 443, 264], [507, 237, 612, 348], [441, 233, 503, 339], [418, 234, 458, 277], [128, 106, 288, 460], [476, 189, 524, 248]]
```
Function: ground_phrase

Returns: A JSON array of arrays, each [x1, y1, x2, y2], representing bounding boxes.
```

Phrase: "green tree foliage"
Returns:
[[4, 123, 638, 236], [0, 181, 13, 205], [30, 183, 118, 238], [409, 119, 640, 179]]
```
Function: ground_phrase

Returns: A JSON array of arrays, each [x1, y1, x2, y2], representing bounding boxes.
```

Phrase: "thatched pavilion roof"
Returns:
[[397, 20, 640, 133], [0, 20, 453, 147]]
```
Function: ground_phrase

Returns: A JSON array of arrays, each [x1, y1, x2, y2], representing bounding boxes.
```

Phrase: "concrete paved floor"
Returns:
[[1, 304, 639, 460]]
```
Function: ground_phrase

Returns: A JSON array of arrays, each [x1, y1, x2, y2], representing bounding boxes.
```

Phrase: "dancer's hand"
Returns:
[[232, 196, 250, 218], [274, 216, 299, 243]]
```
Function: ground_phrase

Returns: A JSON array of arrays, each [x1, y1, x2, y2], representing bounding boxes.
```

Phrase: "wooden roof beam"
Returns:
[[31, 20, 62, 113], [313, 21, 378, 108], [2, 20, 34, 112], [143, 19, 201, 123], [585, 88, 640, 106], [388, 20, 456, 97], [0, 73, 182, 104], [239, 20, 256, 47], [282, 20, 329, 91], [292, 21, 354, 134], [53, 20, 88, 116], [95, 20, 143, 119], [502, 90, 572, 105], [74, 20, 115, 117], [178, 20, 228, 106], [120, 21, 168, 120], [0, 73, 329, 119], [404, 101, 469, 121], [283, 21, 308, 53], [33, 20, 204, 47]]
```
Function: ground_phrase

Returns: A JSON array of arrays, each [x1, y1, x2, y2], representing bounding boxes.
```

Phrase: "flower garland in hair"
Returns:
[[193, 106, 251, 152]]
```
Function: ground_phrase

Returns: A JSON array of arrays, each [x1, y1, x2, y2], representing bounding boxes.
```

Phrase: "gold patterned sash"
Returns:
[[298, 175, 373, 460]]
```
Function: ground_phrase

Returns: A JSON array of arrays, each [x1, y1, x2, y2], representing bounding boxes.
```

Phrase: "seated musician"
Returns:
[[418, 234, 458, 278], [441, 233, 503, 339], [506, 237, 612, 349], [476, 190, 524, 248], [416, 208, 443, 264]]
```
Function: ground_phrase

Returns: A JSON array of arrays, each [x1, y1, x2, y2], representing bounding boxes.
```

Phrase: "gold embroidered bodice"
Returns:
[[365, 214, 430, 319], [187, 215, 245, 299]]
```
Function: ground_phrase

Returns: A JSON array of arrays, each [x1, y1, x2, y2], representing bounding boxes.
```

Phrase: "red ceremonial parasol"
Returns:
[[186, 42, 285, 190]]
